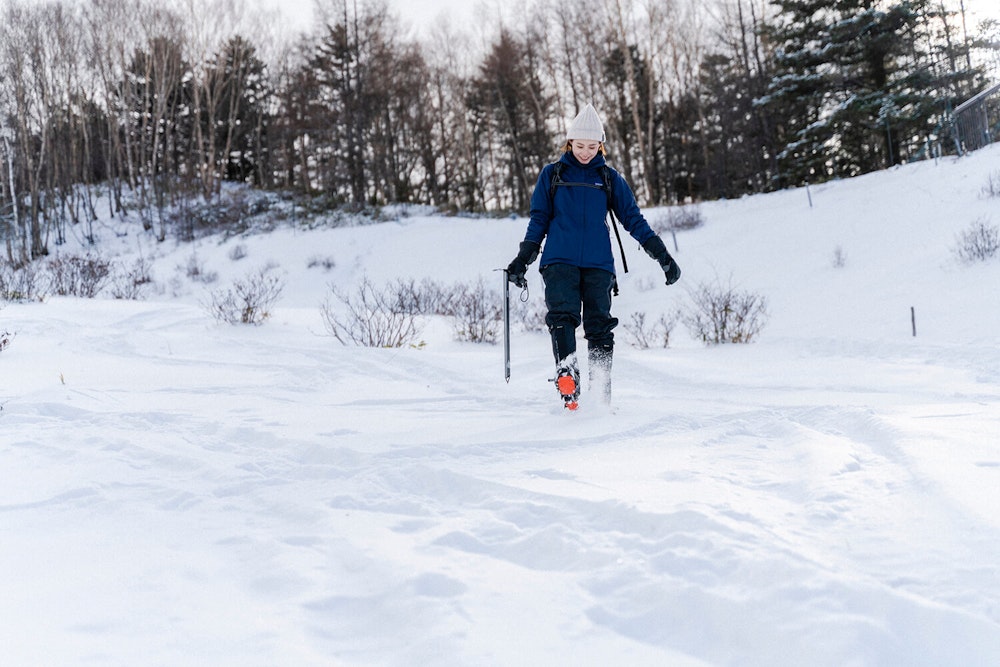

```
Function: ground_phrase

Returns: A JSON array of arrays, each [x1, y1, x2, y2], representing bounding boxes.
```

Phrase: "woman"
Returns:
[[506, 103, 681, 410]]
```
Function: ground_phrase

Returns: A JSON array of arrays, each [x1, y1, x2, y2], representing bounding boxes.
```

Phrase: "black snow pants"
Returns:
[[541, 263, 617, 367]]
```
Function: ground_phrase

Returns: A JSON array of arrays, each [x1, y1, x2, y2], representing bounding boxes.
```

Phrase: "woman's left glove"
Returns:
[[642, 236, 681, 285], [506, 241, 540, 288]]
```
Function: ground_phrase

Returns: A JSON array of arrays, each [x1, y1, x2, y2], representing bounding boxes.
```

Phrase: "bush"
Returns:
[[207, 266, 285, 325], [0, 262, 45, 301], [513, 296, 548, 333], [307, 255, 336, 271], [832, 246, 847, 268], [0, 328, 11, 353], [622, 311, 677, 349], [111, 257, 155, 300], [681, 280, 768, 345], [384, 276, 500, 344], [449, 277, 502, 344], [321, 276, 423, 347], [320, 276, 506, 347], [46, 253, 113, 298], [182, 253, 219, 284], [651, 205, 704, 234], [953, 217, 1000, 263], [982, 171, 1000, 199], [171, 189, 273, 241], [228, 244, 248, 261], [389, 277, 458, 316]]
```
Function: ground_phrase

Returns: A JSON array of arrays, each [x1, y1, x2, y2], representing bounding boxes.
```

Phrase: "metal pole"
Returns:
[[885, 117, 894, 167], [503, 270, 511, 382]]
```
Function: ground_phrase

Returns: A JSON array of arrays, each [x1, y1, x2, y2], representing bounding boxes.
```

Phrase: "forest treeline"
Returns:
[[1, 0, 998, 263]]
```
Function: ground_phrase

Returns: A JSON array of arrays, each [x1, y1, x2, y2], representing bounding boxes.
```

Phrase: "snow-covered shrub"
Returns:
[[0, 262, 45, 301], [405, 277, 502, 344], [651, 205, 704, 234], [46, 253, 113, 298], [172, 189, 273, 241], [681, 280, 768, 345], [832, 246, 848, 268], [622, 311, 677, 349], [513, 296, 547, 333], [953, 217, 1000, 263], [321, 277, 423, 347], [111, 257, 155, 300], [307, 255, 336, 271], [228, 244, 248, 261], [389, 277, 457, 316], [207, 266, 285, 325], [982, 171, 1000, 198], [448, 277, 502, 344], [182, 253, 218, 284], [320, 277, 505, 346], [320, 277, 509, 346], [0, 328, 11, 353]]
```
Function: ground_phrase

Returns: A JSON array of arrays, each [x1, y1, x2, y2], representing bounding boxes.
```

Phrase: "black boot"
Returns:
[[589, 344, 613, 404], [549, 324, 576, 366]]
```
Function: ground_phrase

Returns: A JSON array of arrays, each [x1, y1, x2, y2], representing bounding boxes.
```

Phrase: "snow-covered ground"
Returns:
[[3, 145, 1000, 666]]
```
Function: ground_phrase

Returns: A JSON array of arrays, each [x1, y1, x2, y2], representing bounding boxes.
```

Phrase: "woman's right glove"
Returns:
[[642, 236, 681, 285], [506, 241, 540, 288]]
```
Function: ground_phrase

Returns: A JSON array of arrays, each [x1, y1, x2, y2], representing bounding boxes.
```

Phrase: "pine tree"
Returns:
[[467, 30, 554, 213], [208, 36, 269, 185], [761, 0, 986, 186]]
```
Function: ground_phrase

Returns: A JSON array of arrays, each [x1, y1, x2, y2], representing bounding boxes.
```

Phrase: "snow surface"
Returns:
[[3, 145, 1000, 666]]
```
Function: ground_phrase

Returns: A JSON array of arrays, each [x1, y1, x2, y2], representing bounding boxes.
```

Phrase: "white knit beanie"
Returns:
[[566, 103, 605, 142]]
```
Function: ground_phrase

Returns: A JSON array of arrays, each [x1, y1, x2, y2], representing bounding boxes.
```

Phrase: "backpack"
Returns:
[[548, 161, 630, 276]]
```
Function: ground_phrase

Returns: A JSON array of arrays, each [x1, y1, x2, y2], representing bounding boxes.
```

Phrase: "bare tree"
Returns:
[[607, 0, 654, 200], [421, 23, 479, 209], [0, 116, 20, 265], [83, 0, 143, 218], [0, 2, 57, 261]]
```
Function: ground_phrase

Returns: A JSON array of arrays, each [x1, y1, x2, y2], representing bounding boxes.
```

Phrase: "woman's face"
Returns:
[[571, 140, 601, 165]]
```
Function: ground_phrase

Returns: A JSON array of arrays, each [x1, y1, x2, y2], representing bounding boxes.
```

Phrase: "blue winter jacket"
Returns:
[[524, 151, 656, 276]]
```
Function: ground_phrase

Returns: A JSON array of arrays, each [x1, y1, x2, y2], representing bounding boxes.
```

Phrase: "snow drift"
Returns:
[[3, 145, 1000, 666]]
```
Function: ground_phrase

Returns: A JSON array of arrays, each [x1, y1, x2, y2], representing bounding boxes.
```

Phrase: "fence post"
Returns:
[[885, 117, 895, 166]]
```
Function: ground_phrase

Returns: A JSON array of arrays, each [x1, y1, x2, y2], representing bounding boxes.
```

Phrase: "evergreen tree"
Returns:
[[761, 0, 985, 186], [308, 19, 367, 204], [467, 30, 554, 213], [208, 36, 269, 185], [302, 4, 431, 206], [698, 52, 768, 198]]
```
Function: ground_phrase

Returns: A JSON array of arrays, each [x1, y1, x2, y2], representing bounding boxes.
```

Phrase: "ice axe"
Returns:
[[502, 268, 511, 383]]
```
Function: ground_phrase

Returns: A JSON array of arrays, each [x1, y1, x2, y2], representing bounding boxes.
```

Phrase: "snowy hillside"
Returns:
[[3, 145, 1000, 666]]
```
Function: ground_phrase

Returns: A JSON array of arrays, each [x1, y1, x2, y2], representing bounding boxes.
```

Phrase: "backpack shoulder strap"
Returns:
[[598, 165, 612, 190], [598, 165, 615, 211], [599, 165, 629, 276], [548, 161, 564, 200]]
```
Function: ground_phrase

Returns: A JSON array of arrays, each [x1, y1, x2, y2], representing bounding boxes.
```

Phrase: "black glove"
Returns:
[[506, 241, 540, 288], [642, 236, 681, 285]]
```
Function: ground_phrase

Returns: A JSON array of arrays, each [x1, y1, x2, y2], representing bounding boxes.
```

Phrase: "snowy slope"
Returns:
[[2, 145, 1000, 666]]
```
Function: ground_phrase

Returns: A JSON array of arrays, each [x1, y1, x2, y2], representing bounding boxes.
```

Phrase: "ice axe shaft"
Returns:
[[502, 269, 511, 382]]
